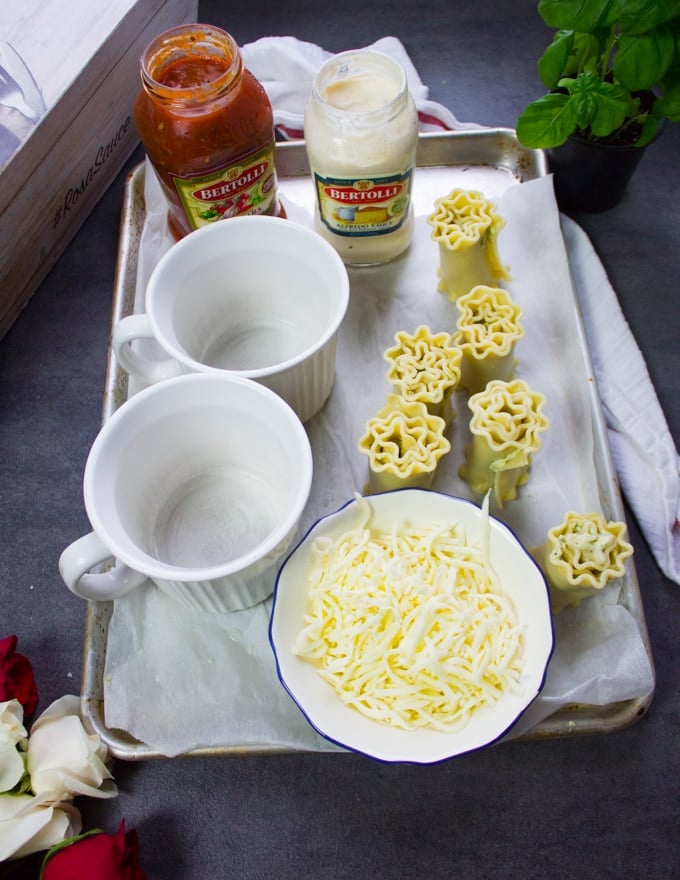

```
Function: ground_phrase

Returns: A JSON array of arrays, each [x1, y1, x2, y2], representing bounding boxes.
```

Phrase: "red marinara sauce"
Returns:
[[134, 24, 284, 239]]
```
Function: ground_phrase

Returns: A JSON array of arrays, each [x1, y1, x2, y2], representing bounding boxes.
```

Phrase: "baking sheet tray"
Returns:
[[81, 130, 654, 759]]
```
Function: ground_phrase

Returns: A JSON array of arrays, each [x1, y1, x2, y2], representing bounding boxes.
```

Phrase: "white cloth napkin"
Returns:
[[242, 35, 483, 138], [560, 219, 680, 584], [242, 35, 680, 586]]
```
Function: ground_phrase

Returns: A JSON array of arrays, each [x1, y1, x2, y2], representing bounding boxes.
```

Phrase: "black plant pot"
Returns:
[[548, 133, 649, 213]]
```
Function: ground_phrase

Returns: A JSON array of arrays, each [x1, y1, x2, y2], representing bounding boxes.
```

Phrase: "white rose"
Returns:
[[27, 695, 117, 802], [0, 700, 27, 793], [0, 792, 81, 861]]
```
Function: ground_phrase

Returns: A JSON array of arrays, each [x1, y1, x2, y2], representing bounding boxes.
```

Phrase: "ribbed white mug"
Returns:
[[112, 215, 350, 423], [59, 373, 313, 613]]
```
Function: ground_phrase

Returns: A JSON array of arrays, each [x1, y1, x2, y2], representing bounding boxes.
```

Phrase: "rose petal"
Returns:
[[42, 820, 147, 880], [27, 698, 117, 802], [0, 700, 28, 793], [0, 793, 81, 861], [0, 636, 39, 716]]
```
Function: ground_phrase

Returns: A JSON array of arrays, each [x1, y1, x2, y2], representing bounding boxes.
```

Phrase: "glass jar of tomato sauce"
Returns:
[[134, 24, 284, 239]]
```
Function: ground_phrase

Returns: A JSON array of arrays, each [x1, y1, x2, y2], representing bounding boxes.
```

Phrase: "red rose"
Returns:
[[42, 822, 147, 880], [0, 635, 38, 715]]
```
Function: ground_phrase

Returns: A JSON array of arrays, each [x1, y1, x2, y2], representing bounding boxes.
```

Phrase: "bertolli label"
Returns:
[[313, 169, 414, 237], [172, 144, 277, 229]]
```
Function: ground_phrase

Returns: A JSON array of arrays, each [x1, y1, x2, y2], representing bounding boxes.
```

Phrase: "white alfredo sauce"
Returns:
[[304, 50, 418, 266]]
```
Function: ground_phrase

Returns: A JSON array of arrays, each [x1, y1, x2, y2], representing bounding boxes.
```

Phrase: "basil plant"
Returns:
[[517, 0, 680, 149]]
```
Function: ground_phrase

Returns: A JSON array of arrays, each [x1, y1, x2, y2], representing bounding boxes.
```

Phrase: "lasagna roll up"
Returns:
[[459, 378, 549, 505], [358, 394, 451, 492], [454, 286, 524, 395], [384, 324, 462, 423], [532, 511, 634, 613], [427, 188, 510, 302]]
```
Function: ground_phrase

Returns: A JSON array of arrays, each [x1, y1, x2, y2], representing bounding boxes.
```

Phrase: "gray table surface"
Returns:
[[2, 1, 679, 877]]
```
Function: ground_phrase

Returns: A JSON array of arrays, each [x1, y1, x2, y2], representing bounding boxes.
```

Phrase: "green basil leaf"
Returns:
[[538, 0, 618, 31], [615, 27, 675, 89], [635, 114, 662, 145], [656, 81, 680, 119], [516, 92, 578, 147], [538, 30, 575, 87], [567, 69, 603, 93], [573, 91, 598, 128], [572, 32, 604, 70], [588, 82, 635, 135], [619, 0, 680, 35]]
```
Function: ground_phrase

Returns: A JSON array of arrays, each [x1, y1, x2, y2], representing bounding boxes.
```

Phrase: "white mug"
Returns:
[[59, 373, 313, 613], [112, 215, 350, 423]]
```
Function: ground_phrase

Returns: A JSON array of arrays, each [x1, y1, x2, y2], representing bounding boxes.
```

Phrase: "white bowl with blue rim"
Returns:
[[269, 488, 554, 764]]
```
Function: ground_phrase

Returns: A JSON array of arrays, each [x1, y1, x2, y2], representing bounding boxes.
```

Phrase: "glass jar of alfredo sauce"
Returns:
[[304, 50, 418, 266]]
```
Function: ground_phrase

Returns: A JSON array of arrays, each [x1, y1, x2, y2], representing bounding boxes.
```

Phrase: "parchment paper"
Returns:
[[103, 161, 654, 757]]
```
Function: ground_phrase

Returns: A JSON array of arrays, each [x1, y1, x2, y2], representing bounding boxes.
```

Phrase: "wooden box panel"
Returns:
[[0, 0, 199, 339]]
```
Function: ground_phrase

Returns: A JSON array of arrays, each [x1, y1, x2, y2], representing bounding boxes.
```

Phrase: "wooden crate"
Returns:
[[0, 0, 199, 340]]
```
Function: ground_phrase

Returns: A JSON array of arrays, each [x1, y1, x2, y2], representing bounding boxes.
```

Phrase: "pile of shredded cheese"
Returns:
[[294, 497, 524, 732]]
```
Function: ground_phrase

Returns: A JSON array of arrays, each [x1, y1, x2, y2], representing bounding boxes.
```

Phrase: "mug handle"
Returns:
[[112, 314, 184, 385], [59, 532, 147, 601]]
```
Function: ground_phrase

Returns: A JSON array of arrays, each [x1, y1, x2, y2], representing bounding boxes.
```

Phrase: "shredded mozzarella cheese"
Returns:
[[294, 497, 525, 732]]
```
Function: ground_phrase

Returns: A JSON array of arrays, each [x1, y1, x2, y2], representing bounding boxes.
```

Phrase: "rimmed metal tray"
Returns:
[[81, 130, 654, 759]]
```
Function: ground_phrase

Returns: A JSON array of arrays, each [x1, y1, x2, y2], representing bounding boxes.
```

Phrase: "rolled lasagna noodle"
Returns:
[[384, 324, 462, 422], [531, 511, 634, 613], [459, 378, 549, 505], [358, 394, 450, 492], [454, 286, 524, 394], [427, 188, 510, 302]]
